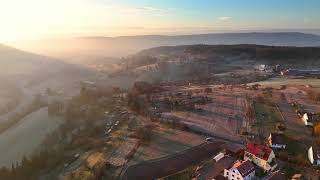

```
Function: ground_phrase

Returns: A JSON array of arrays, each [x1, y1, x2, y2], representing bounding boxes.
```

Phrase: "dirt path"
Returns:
[[273, 91, 313, 144]]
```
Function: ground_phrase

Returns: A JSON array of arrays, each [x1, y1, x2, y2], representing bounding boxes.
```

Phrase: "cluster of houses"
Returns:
[[281, 69, 320, 77], [254, 64, 281, 73], [208, 104, 320, 180], [192, 131, 293, 180], [207, 140, 286, 180], [254, 64, 320, 78], [290, 102, 320, 167]]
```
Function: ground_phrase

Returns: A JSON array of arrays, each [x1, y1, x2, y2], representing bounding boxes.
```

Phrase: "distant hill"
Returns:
[[139, 44, 320, 62], [110, 44, 320, 83], [0, 44, 63, 77], [0, 44, 95, 92], [9, 32, 320, 60]]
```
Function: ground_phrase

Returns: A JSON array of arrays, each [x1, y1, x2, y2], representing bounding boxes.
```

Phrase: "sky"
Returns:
[[0, 0, 319, 42]]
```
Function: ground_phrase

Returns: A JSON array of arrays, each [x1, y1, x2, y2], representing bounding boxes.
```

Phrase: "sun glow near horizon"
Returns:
[[1, 0, 319, 42], [0, 0, 195, 42]]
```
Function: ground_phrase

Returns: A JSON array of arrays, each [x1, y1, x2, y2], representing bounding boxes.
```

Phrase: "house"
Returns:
[[308, 145, 320, 165], [244, 143, 276, 172], [302, 113, 314, 126], [268, 133, 286, 149], [223, 160, 255, 180]]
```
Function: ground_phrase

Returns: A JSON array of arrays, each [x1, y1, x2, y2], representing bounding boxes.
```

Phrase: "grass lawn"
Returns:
[[253, 98, 283, 143], [128, 127, 204, 164]]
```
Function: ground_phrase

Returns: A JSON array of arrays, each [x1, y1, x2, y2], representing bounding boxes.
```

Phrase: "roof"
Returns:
[[306, 113, 314, 118], [312, 146, 320, 161], [201, 156, 237, 180], [246, 143, 272, 161], [232, 160, 255, 177], [270, 133, 286, 145]]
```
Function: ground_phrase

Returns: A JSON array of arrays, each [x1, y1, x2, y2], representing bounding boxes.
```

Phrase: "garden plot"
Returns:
[[107, 138, 139, 167], [162, 91, 247, 142], [128, 127, 204, 164], [281, 87, 320, 113]]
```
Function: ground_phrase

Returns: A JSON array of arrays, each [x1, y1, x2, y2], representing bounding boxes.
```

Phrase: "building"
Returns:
[[275, 64, 281, 72], [223, 160, 255, 180], [244, 143, 276, 172], [302, 113, 314, 126], [281, 69, 320, 77], [268, 133, 286, 149], [254, 64, 275, 73], [308, 145, 320, 165], [213, 152, 225, 162]]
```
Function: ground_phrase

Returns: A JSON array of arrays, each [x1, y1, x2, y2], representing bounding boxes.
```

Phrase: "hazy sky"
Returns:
[[1, 0, 319, 42]]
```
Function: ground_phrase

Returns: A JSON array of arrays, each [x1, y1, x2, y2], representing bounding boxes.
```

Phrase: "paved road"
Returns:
[[121, 141, 225, 180]]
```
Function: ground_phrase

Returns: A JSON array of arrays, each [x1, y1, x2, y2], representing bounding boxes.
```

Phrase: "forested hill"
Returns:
[[138, 44, 320, 63]]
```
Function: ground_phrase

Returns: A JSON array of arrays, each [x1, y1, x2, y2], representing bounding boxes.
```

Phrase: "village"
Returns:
[[2, 60, 320, 180], [1, 1, 320, 179], [116, 64, 320, 180], [14, 64, 320, 180]]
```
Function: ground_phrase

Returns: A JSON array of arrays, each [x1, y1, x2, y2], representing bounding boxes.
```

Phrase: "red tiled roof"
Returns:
[[246, 143, 272, 161]]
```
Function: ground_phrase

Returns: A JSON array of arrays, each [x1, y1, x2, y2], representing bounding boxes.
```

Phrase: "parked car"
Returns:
[[206, 137, 215, 142]]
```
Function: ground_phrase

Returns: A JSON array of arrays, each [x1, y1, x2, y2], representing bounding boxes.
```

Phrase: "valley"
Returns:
[[1, 39, 320, 180]]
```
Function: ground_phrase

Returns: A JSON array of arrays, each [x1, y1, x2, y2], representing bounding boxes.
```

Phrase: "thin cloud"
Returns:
[[137, 6, 161, 12], [218, 16, 232, 21], [106, 4, 172, 16]]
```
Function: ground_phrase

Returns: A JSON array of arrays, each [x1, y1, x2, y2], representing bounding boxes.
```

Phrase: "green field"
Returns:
[[253, 98, 283, 143]]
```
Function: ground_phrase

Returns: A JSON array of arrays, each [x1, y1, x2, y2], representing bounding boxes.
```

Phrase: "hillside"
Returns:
[[0, 44, 97, 167], [0, 44, 67, 78], [139, 44, 320, 64], [8, 32, 320, 60], [110, 44, 320, 83]]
